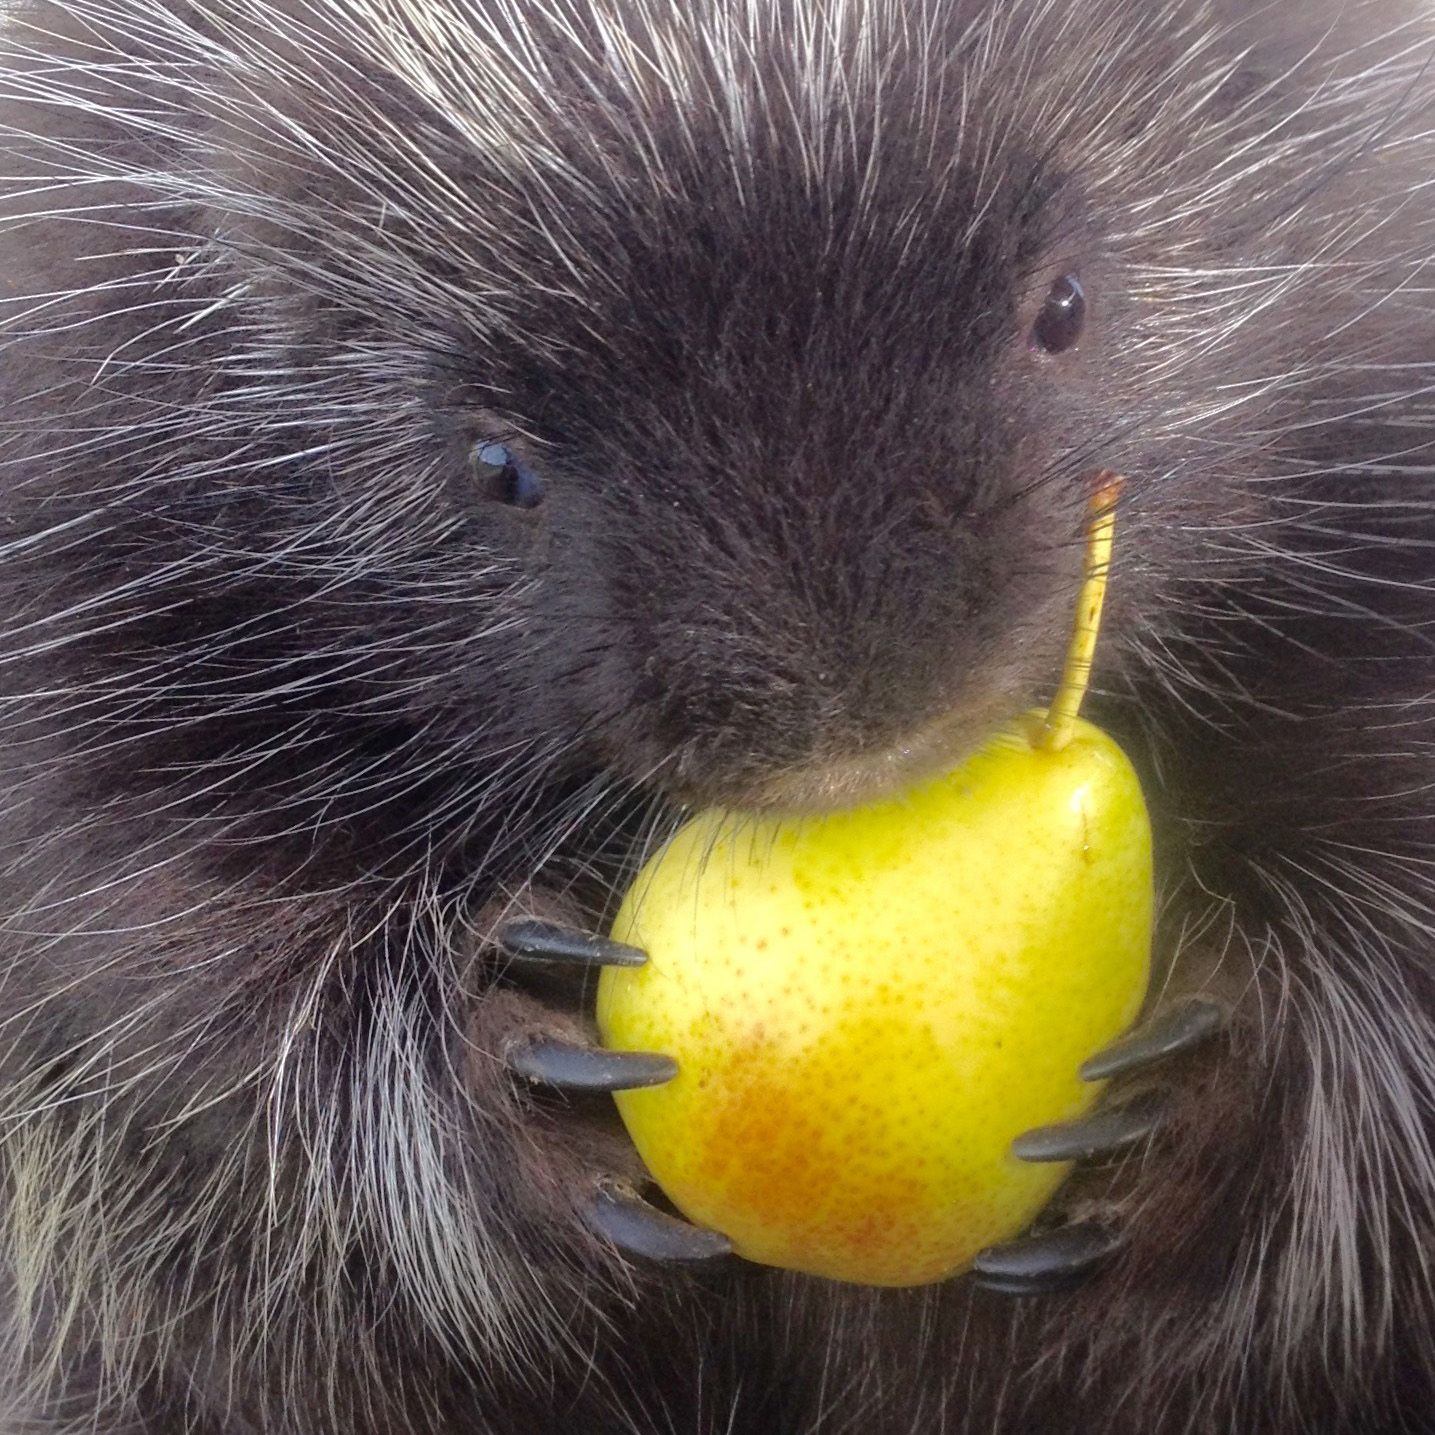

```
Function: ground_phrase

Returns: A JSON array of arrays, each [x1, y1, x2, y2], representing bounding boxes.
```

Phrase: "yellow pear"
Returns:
[[595, 483, 1152, 1286]]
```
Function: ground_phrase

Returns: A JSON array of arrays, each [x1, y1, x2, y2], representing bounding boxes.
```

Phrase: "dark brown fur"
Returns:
[[0, 0, 1432, 1431]]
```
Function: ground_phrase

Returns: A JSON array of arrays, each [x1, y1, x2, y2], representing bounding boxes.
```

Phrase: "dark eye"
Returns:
[[1030, 273, 1086, 355], [472, 441, 544, 509]]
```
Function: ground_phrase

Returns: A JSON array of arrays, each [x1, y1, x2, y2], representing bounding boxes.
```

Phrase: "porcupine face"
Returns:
[[166, 0, 1183, 816], [361, 0, 1359, 815], [52, 0, 1378, 823]]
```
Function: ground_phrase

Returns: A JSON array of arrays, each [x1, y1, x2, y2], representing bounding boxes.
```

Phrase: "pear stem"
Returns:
[[1038, 473, 1124, 753]]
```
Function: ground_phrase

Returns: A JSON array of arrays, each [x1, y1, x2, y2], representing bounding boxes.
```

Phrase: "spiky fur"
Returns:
[[0, 0, 1431, 1431]]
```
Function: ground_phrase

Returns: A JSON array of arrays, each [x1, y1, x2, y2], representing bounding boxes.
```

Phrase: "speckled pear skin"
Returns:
[[596, 714, 1152, 1287]]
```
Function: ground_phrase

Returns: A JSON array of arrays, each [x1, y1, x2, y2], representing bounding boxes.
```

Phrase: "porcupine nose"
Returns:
[[627, 553, 1025, 814]]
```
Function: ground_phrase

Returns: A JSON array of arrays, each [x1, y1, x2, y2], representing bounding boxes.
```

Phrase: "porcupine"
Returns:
[[0, 0, 1431, 1430]]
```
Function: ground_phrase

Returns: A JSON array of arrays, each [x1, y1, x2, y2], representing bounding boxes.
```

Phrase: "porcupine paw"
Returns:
[[493, 921, 1227, 1286], [969, 995, 1229, 1296], [492, 916, 732, 1262]]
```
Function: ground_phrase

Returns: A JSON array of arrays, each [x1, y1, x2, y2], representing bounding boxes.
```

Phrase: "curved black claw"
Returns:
[[1080, 995, 1227, 1082], [970, 1221, 1123, 1296], [507, 1036, 676, 1092], [497, 918, 647, 969], [1011, 1088, 1167, 1163], [587, 1183, 733, 1263]]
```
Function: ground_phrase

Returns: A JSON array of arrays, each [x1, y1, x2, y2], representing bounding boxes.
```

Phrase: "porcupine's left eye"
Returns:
[[473, 441, 545, 509], [1030, 273, 1086, 354]]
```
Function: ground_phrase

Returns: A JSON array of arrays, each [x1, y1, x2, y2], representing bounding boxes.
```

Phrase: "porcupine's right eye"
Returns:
[[472, 441, 545, 509]]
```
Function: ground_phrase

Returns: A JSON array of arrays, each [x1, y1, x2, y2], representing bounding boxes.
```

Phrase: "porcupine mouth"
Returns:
[[675, 706, 998, 816]]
